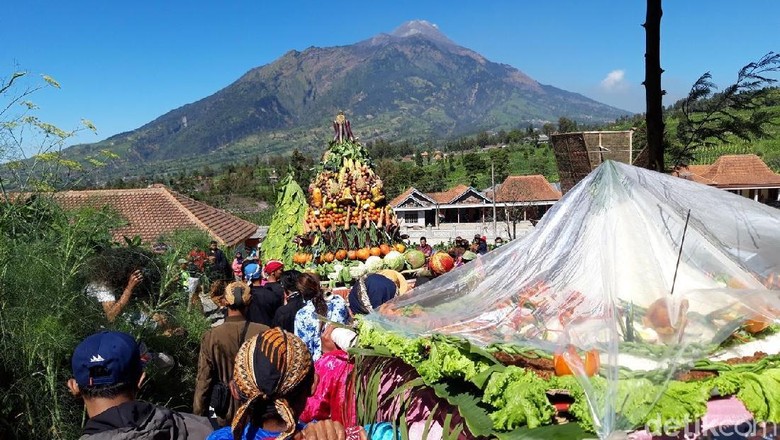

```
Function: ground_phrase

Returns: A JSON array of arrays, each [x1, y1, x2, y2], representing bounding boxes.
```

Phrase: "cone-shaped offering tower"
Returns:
[[293, 113, 405, 268]]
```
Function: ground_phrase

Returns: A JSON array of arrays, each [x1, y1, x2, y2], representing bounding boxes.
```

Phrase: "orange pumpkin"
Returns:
[[335, 249, 347, 261], [322, 252, 335, 263], [394, 243, 406, 253], [369, 247, 382, 257], [554, 346, 600, 377], [379, 244, 391, 256], [347, 250, 357, 260], [356, 248, 370, 261]]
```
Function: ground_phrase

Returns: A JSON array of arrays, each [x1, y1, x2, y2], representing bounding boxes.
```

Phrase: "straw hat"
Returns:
[[377, 269, 409, 295]]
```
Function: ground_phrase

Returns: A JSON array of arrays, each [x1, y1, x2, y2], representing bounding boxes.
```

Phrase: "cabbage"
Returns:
[[349, 262, 367, 279], [339, 265, 352, 284], [365, 256, 384, 273], [383, 250, 405, 271]]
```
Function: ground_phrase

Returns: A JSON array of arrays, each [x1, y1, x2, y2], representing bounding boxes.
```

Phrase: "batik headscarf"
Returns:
[[231, 328, 313, 440]]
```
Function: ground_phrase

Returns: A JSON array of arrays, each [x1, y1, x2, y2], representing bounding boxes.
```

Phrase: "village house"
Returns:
[[672, 154, 780, 206], [391, 174, 561, 244]]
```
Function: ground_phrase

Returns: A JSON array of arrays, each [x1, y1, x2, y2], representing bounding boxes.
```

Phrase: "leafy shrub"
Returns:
[[0, 198, 212, 439]]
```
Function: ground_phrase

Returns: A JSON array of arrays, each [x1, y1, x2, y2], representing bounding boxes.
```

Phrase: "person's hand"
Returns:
[[297, 420, 346, 440], [127, 269, 144, 290]]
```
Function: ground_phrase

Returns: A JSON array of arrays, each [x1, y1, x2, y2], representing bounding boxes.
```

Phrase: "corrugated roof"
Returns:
[[53, 185, 258, 246]]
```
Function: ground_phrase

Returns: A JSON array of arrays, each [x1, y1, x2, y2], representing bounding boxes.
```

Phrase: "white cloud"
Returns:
[[600, 69, 628, 92]]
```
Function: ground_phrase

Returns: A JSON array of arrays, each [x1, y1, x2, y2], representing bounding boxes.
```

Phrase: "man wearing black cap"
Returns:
[[193, 282, 267, 425], [68, 331, 212, 439], [245, 260, 284, 326]]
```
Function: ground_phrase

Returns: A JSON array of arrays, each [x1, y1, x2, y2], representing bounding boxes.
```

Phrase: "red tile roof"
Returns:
[[428, 184, 470, 204], [53, 185, 259, 246], [671, 165, 716, 185], [389, 187, 415, 207], [674, 155, 780, 188], [492, 175, 562, 203]]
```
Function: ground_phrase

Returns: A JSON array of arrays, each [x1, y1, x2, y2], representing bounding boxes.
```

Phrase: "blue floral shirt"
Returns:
[[294, 295, 349, 361]]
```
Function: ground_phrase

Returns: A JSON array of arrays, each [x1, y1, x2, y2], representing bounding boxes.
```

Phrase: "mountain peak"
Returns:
[[390, 20, 454, 45]]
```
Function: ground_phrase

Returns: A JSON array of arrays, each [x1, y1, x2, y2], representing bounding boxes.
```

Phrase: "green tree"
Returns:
[[289, 148, 313, 184], [667, 52, 780, 166], [476, 130, 491, 148], [489, 148, 510, 182], [542, 123, 556, 138], [463, 152, 485, 187], [414, 152, 424, 167], [558, 117, 578, 133]]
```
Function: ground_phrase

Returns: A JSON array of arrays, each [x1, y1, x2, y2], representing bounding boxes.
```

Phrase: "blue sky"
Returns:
[[2, 0, 778, 148]]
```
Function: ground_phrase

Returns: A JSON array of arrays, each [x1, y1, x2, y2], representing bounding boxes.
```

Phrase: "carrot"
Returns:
[[377, 206, 385, 228], [356, 208, 363, 229], [315, 216, 327, 233]]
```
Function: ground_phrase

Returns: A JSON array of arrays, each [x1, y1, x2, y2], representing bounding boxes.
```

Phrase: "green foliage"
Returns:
[[489, 148, 510, 182], [1, 71, 110, 192], [719, 368, 780, 423], [483, 366, 555, 430], [356, 323, 780, 437], [0, 196, 214, 439], [666, 53, 780, 167], [260, 173, 306, 266], [558, 117, 578, 133], [0, 198, 117, 438], [462, 152, 485, 187]]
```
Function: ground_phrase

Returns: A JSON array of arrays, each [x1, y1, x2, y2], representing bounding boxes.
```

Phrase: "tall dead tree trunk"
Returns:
[[643, 0, 665, 172]]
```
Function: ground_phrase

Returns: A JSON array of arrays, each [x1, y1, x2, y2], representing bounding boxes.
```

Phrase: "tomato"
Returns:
[[554, 346, 600, 377]]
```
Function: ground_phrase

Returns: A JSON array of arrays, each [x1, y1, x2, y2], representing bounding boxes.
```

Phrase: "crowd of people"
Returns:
[[72, 232, 508, 439], [417, 234, 504, 268], [74, 244, 418, 439]]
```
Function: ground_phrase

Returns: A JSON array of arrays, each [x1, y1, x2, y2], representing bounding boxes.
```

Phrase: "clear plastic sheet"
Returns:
[[370, 161, 780, 438]]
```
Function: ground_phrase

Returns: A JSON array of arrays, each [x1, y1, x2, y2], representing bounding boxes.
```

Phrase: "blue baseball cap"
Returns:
[[244, 263, 261, 280], [71, 331, 142, 388]]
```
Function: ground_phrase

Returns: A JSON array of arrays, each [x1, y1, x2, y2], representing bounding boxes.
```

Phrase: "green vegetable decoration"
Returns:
[[353, 319, 780, 437], [260, 173, 306, 267]]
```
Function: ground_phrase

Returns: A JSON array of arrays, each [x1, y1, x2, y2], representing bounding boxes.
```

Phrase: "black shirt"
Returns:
[[272, 292, 305, 332], [246, 283, 283, 326]]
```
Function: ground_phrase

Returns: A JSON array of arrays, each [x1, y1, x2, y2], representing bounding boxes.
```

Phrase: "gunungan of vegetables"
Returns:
[[304, 112, 394, 232]]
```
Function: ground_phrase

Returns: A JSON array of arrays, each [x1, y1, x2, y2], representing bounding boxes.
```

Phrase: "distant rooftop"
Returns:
[[53, 184, 259, 246]]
